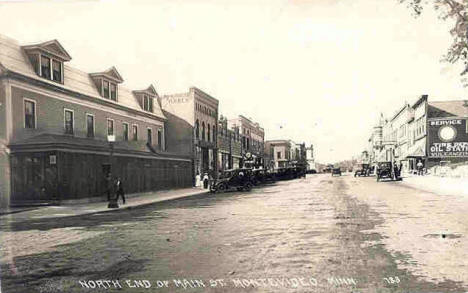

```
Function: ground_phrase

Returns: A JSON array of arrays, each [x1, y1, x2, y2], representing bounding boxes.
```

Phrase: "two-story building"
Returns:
[[217, 115, 242, 171], [160, 87, 219, 180], [0, 35, 192, 207], [265, 139, 291, 169]]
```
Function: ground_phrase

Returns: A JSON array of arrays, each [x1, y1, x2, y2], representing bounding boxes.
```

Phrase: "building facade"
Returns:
[[0, 35, 192, 207], [367, 95, 468, 174], [305, 144, 315, 171], [160, 87, 219, 179], [265, 139, 291, 169], [228, 115, 264, 168], [217, 115, 242, 171]]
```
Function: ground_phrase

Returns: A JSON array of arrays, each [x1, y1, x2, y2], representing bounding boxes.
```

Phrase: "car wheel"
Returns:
[[244, 182, 252, 191], [218, 183, 226, 192]]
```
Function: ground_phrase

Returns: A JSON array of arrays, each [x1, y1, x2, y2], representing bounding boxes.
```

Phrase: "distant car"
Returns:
[[376, 162, 402, 182], [354, 164, 371, 177], [331, 168, 342, 176], [210, 168, 254, 193]]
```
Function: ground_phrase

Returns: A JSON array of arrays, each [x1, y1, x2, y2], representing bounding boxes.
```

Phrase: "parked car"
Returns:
[[376, 162, 402, 182], [331, 168, 342, 176], [354, 163, 370, 177], [252, 168, 276, 185], [210, 168, 254, 193]]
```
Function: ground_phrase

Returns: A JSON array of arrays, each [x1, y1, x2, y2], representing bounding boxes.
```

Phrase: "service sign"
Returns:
[[427, 118, 468, 158]]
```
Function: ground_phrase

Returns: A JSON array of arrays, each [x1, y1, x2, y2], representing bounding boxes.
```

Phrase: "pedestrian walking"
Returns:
[[115, 177, 125, 204], [417, 160, 424, 176], [195, 172, 201, 187], [203, 172, 209, 189]]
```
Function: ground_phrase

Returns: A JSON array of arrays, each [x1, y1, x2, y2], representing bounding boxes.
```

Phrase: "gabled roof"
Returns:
[[133, 84, 158, 96], [0, 34, 165, 121], [428, 100, 468, 118], [22, 39, 72, 61], [89, 66, 124, 83]]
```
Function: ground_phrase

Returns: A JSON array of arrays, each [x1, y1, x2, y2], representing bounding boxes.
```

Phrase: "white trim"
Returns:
[[63, 108, 74, 134], [106, 118, 115, 136], [85, 113, 95, 137], [9, 81, 164, 126], [122, 122, 129, 141], [23, 97, 37, 129]]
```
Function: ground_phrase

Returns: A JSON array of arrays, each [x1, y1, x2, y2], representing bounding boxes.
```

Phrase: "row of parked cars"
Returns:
[[209, 167, 307, 193]]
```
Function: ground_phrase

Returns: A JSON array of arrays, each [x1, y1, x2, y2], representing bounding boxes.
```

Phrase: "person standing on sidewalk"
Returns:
[[115, 177, 125, 204], [417, 160, 424, 176], [203, 172, 209, 189]]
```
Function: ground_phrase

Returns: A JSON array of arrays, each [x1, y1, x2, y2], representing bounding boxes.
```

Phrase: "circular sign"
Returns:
[[245, 152, 252, 159], [438, 125, 457, 142]]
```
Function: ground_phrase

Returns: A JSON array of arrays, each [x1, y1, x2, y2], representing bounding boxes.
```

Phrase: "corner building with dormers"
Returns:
[[0, 35, 192, 207]]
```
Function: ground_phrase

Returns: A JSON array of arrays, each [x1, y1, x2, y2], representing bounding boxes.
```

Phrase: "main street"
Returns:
[[1, 174, 467, 293]]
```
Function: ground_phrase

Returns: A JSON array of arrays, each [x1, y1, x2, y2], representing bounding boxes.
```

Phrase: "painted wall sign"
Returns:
[[427, 118, 468, 158]]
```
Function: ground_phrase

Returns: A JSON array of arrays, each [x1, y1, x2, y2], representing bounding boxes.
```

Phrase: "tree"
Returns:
[[400, 0, 468, 84]]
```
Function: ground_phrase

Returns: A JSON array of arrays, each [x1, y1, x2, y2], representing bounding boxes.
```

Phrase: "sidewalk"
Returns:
[[401, 174, 468, 197], [0, 187, 208, 219]]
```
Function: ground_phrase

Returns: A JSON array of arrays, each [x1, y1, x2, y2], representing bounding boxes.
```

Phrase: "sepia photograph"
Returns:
[[0, 0, 467, 292]]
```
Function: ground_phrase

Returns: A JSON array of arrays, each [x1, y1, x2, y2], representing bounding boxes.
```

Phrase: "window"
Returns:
[[212, 124, 216, 139], [132, 124, 138, 141], [277, 152, 281, 159], [208, 124, 211, 142], [157, 129, 162, 150], [195, 120, 199, 139], [24, 99, 36, 129], [52, 60, 62, 82], [40, 55, 51, 79], [107, 119, 114, 136], [123, 123, 129, 141], [147, 128, 152, 145], [110, 83, 117, 101], [64, 109, 74, 134], [143, 95, 153, 112], [103, 81, 110, 99], [86, 114, 94, 137], [202, 122, 205, 140]]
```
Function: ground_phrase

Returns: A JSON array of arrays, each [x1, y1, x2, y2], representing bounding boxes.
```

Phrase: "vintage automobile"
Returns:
[[376, 162, 402, 182], [331, 168, 342, 176], [251, 168, 276, 185], [354, 163, 371, 177], [210, 168, 254, 193]]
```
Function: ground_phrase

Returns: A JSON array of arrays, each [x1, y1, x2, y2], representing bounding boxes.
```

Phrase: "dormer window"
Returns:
[[143, 95, 153, 112], [22, 39, 71, 84], [133, 85, 158, 113], [89, 67, 124, 102], [101, 80, 117, 101]]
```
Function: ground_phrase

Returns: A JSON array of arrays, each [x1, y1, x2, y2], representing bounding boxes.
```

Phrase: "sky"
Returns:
[[0, 0, 467, 163]]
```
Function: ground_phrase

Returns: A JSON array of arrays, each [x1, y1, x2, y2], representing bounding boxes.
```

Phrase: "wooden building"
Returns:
[[0, 34, 192, 207]]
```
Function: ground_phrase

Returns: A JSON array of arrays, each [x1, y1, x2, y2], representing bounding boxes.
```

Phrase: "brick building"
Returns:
[[217, 115, 242, 170], [0, 35, 192, 207], [228, 115, 264, 168], [160, 87, 219, 180]]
